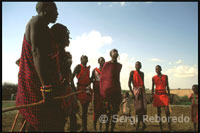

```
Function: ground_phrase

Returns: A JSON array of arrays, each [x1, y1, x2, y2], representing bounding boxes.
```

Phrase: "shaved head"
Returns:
[[36, 2, 56, 14]]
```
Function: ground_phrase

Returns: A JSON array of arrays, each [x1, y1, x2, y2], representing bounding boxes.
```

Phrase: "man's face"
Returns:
[[46, 4, 58, 23], [81, 57, 88, 65], [61, 30, 70, 47], [192, 86, 198, 93], [99, 58, 105, 67], [155, 66, 161, 74], [110, 50, 118, 59], [135, 62, 141, 71]]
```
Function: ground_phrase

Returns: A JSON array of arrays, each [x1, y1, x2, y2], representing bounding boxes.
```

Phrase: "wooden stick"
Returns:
[[3, 90, 85, 113], [19, 119, 27, 132], [169, 103, 172, 113], [3, 100, 44, 113], [10, 110, 19, 132]]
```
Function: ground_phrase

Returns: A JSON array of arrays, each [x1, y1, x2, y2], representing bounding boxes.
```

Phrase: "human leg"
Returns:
[[165, 106, 171, 131], [157, 107, 163, 131], [81, 102, 89, 131]]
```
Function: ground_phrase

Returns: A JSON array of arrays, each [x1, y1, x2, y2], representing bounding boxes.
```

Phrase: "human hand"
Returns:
[[41, 86, 54, 104]]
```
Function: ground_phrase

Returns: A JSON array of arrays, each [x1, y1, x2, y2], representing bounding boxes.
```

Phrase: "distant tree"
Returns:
[[2, 82, 18, 100]]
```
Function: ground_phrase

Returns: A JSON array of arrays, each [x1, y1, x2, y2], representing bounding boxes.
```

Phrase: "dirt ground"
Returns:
[[2, 101, 198, 132]]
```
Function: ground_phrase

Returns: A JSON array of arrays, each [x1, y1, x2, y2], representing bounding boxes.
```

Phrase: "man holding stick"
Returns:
[[16, 2, 67, 132]]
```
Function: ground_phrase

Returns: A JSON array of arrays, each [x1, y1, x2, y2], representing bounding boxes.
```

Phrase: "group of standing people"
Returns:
[[15, 2, 198, 132], [15, 2, 122, 132]]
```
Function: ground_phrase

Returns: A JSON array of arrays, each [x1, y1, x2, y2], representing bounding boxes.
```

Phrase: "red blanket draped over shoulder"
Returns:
[[100, 62, 122, 105], [132, 70, 145, 100], [153, 74, 169, 107], [16, 35, 61, 130], [133, 70, 144, 87], [76, 64, 91, 104], [132, 70, 147, 115]]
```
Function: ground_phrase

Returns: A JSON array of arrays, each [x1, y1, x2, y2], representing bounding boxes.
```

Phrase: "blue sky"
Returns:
[[2, 2, 198, 90]]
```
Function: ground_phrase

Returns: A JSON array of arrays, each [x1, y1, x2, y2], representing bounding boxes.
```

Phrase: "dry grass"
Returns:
[[2, 101, 197, 132], [170, 89, 193, 97]]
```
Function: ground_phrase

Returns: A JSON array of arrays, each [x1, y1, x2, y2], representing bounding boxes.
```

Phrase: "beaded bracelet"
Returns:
[[40, 85, 53, 93]]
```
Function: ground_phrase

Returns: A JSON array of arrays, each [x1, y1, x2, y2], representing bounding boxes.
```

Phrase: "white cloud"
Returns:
[[151, 58, 162, 62], [97, 2, 102, 5], [168, 62, 172, 65], [118, 53, 134, 90], [67, 30, 136, 90], [66, 30, 112, 71], [165, 65, 198, 78], [176, 59, 182, 64], [162, 65, 198, 89], [131, 57, 135, 61]]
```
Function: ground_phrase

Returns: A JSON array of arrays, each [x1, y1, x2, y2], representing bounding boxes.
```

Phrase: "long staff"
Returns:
[[3, 90, 85, 113]]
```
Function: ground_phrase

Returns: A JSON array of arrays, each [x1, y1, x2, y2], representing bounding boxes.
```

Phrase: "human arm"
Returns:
[[141, 72, 145, 90], [90, 69, 95, 83], [128, 71, 134, 98], [30, 21, 57, 103], [166, 75, 170, 96], [71, 65, 81, 91], [31, 22, 52, 86], [151, 77, 155, 102]]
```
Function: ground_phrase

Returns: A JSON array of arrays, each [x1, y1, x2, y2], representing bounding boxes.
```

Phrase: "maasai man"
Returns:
[[188, 84, 198, 132], [72, 55, 92, 132], [50, 23, 80, 131], [90, 57, 105, 131], [100, 49, 122, 131], [128, 61, 147, 131], [151, 65, 171, 131], [16, 2, 67, 132]]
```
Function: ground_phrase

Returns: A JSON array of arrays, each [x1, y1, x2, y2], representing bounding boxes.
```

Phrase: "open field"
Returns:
[[170, 89, 193, 97], [2, 100, 198, 132]]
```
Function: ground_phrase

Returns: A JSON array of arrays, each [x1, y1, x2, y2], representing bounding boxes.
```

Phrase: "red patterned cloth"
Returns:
[[16, 35, 64, 130], [133, 70, 144, 87], [76, 64, 90, 85], [76, 64, 91, 104], [153, 74, 169, 107], [132, 70, 147, 115], [100, 62, 122, 107], [133, 70, 145, 99]]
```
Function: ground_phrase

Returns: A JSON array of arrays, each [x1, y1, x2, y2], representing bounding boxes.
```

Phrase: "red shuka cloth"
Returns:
[[76, 64, 90, 85], [92, 68, 104, 120], [100, 62, 122, 105], [153, 74, 169, 107], [76, 64, 91, 104], [132, 70, 147, 115], [16, 35, 63, 130], [133, 70, 144, 87]]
